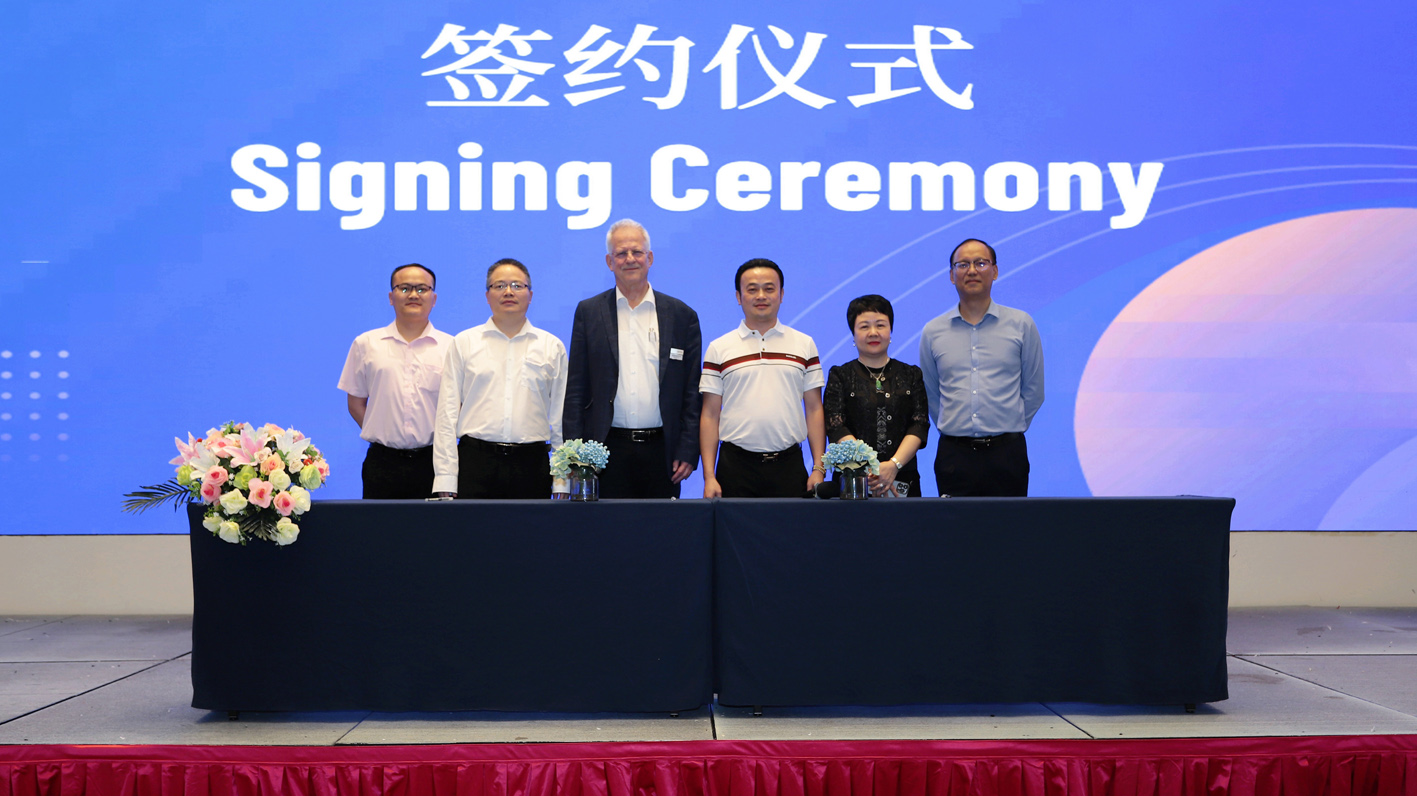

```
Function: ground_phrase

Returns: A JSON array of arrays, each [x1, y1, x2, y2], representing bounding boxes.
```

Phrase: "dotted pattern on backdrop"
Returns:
[[0, 349, 72, 463]]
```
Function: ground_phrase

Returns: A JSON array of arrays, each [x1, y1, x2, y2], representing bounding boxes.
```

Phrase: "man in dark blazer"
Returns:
[[564, 219, 703, 498]]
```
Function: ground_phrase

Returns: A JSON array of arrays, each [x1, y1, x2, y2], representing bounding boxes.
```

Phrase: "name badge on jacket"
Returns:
[[669, 348, 684, 361]]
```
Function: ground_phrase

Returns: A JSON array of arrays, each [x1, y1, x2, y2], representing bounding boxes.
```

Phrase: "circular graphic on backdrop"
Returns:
[[1075, 208, 1417, 530]]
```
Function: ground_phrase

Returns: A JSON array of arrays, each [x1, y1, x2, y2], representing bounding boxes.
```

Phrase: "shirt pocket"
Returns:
[[519, 351, 554, 392], [417, 364, 444, 395]]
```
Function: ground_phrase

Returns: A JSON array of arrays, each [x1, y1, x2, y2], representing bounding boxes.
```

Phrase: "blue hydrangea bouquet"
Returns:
[[550, 438, 611, 478], [821, 439, 881, 476]]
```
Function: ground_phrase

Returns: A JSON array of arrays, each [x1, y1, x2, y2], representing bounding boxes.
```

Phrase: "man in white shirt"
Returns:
[[700, 259, 827, 498], [338, 263, 453, 499], [433, 258, 567, 499]]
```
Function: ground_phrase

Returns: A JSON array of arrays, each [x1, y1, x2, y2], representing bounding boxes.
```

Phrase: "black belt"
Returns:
[[460, 437, 547, 454], [942, 432, 1022, 449], [723, 440, 800, 462], [369, 442, 432, 459], [608, 427, 663, 443]]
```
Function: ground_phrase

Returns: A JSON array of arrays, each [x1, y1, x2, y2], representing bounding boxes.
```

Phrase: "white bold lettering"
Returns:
[[230, 144, 289, 212], [983, 162, 1039, 212], [1108, 162, 1165, 229], [458, 142, 483, 211], [328, 161, 386, 230], [824, 162, 880, 212], [888, 161, 974, 211], [492, 162, 548, 211], [650, 144, 710, 212], [779, 162, 821, 211], [295, 142, 321, 211], [556, 161, 613, 230], [394, 162, 450, 211], [716, 161, 773, 212], [1046, 162, 1104, 211]]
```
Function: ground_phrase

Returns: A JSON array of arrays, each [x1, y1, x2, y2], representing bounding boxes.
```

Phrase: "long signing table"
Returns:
[[189, 497, 1233, 713]]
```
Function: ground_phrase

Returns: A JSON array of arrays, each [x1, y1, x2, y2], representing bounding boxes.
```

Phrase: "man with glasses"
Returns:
[[564, 219, 703, 498], [338, 263, 453, 498], [432, 258, 567, 499], [919, 239, 1044, 497]]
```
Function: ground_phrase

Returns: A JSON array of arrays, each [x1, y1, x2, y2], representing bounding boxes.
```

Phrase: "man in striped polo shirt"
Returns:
[[700, 258, 827, 498]]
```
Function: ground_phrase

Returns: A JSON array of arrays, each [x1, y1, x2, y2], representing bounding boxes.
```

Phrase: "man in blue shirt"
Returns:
[[918, 239, 1044, 496]]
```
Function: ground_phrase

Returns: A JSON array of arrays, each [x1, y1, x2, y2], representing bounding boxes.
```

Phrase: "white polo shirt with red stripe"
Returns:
[[700, 320, 824, 453]]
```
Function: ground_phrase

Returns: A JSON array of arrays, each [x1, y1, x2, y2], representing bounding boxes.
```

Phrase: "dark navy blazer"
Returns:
[[563, 288, 703, 472]]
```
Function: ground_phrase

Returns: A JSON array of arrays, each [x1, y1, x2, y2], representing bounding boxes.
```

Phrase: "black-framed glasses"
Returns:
[[487, 281, 530, 293], [950, 259, 994, 272], [394, 284, 433, 296]]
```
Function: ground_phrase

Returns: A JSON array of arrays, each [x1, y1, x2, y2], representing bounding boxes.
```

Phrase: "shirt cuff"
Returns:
[[432, 475, 458, 493]]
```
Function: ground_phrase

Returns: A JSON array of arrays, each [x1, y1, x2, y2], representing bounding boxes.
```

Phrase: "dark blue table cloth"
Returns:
[[189, 500, 715, 713], [713, 497, 1233, 707]]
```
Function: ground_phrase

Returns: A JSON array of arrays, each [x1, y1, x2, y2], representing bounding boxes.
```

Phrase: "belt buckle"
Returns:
[[972, 436, 993, 449], [630, 430, 651, 443], [762, 451, 781, 462]]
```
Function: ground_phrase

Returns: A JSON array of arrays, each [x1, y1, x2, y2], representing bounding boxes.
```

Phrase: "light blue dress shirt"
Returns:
[[918, 301, 1044, 436]]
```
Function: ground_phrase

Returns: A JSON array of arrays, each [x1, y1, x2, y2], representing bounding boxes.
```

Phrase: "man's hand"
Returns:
[[703, 477, 723, 498], [670, 460, 694, 484], [431, 491, 456, 500]]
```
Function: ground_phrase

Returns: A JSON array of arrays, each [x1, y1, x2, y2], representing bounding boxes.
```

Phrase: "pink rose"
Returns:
[[272, 490, 296, 517], [247, 479, 273, 509], [202, 467, 229, 487], [260, 455, 284, 475], [316, 459, 330, 479], [199, 482, 222, 504]]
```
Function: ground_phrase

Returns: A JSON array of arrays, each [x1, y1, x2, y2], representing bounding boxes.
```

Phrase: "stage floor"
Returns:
[[1, 608, 1415, 746]]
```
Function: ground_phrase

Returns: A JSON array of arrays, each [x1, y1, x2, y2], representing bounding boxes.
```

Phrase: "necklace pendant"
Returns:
[[875, 377, 883, 390]]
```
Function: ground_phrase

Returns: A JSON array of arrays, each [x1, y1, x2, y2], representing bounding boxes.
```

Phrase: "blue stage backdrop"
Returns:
[[2, 0, 1414, 532]]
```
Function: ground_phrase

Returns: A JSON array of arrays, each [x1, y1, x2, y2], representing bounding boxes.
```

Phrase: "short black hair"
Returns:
[[949, 238, 998, 266], [846, 294, 894, 330], [735, 258, 784, 292], [486, 257, 530, 287], [390, 263, 436, 290]]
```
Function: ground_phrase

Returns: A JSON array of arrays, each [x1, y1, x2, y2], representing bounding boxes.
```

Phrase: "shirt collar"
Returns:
[[615, 284, 656, 309], [944, 301, 999, 323], [737, 319, 784, 339], [379, 320, 442, 344], [476, 317, 538, 341]]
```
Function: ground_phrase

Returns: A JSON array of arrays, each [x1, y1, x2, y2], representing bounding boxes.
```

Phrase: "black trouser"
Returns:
[[455, 437, 552, 500], [600, 427, 678, 499], [361, 443, 435, 499], [933, 432, 1029, 497], [715, 441, 808, 498]]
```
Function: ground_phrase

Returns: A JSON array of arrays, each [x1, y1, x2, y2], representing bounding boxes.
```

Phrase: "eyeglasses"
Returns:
[[394, 284, 433, 296], [487, 281, 530, 293], [950, 259, 994, 272], [613, 249, 647, 262]]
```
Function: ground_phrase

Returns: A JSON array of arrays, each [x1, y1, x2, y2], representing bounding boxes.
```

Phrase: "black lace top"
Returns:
[[823, 359, 931, 472]]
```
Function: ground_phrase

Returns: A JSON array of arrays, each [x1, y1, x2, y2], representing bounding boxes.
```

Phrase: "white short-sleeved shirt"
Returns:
[[432, 318, 568, 493], [337, 321, 454, 449], [700, 320, 824, 453]]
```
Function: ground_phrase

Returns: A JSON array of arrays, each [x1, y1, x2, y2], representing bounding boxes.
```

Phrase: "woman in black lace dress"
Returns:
[[823, 295, 931, 496]]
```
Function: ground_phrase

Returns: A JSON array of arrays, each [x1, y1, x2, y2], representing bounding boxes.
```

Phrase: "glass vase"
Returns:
[[569, 467, 600, 502], [840, 471, 870, 500]]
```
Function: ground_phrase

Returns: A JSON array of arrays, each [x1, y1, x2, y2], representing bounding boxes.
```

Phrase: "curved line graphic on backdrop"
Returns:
[[795, 142, 1417, 358], [824, 176, 1417, 359]]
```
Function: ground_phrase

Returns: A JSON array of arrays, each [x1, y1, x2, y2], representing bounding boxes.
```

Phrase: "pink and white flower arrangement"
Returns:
[[123, 421, 330, 546]]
